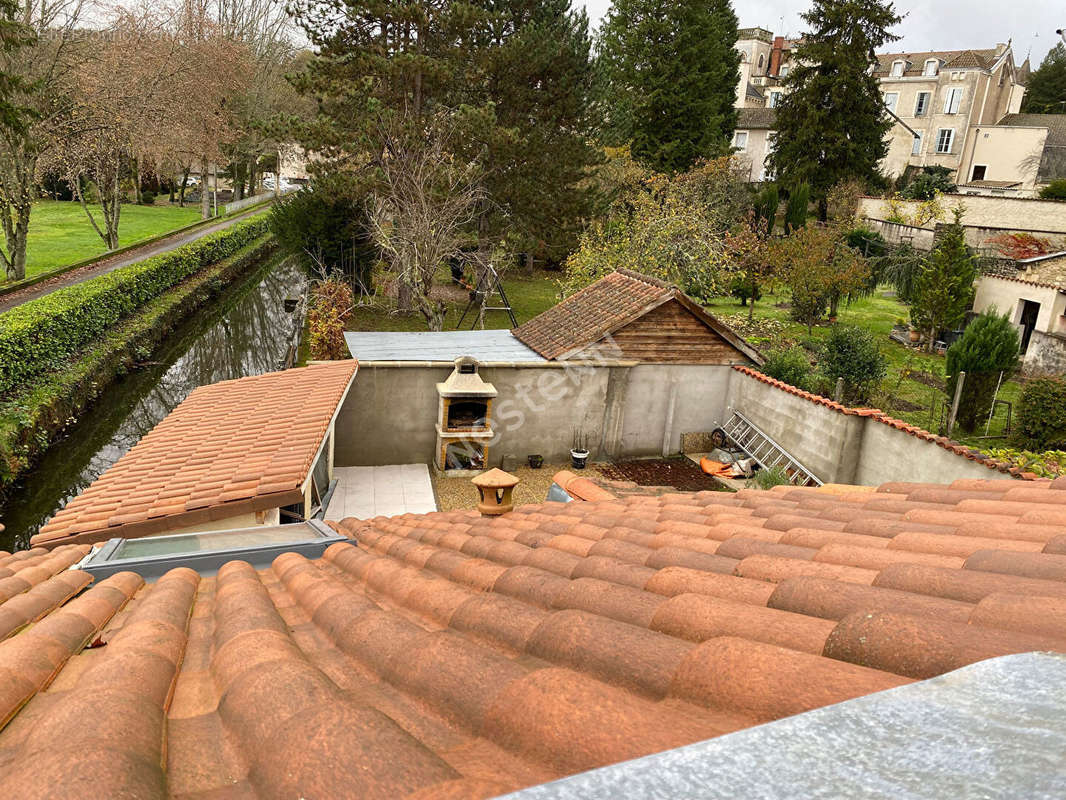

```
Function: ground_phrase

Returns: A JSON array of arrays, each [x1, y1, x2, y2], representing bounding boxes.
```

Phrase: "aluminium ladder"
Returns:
[[718, 410, 823, 487]]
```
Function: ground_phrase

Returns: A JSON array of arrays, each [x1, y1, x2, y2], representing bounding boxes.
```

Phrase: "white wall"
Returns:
[[973, 276, 1064, 333]]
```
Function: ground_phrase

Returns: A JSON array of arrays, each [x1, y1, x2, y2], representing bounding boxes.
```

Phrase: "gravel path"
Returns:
[[0, 204, 272, 314], [432, 463, 608, 512]]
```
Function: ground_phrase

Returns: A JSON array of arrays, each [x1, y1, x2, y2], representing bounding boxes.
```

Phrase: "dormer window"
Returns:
[[779, 64, 789, 78], [890, 60, 905, 77], [923, 59, 939, 76]]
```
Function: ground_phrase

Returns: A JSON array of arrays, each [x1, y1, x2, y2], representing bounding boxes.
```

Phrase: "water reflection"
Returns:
[[0, 255, 307, 551]]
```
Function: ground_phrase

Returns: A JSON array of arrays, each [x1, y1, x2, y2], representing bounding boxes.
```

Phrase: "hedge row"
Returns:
[[0, 215, 270, 398], [0, 235, 277, 487]]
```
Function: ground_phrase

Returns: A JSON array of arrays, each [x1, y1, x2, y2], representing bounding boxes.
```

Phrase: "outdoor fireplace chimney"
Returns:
[[435, 357, 498, 475]]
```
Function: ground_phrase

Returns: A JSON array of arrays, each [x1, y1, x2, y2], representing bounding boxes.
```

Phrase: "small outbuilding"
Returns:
[[338, 270, 761, 468]]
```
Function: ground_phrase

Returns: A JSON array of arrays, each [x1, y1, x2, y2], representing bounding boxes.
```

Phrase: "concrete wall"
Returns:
[[724, 371, 866, 484], [725, 369, 1013, 485], [851, 421, 1011, 485], [859, 195, 1066, 248], [862, 219, 936, 250], [333, 362, 734, 467], [1025, 331, 1066, 376]]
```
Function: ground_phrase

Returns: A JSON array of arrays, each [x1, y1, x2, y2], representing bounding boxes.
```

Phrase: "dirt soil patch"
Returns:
[[906, 370, 946, 390], [600, 458, 727, 493]]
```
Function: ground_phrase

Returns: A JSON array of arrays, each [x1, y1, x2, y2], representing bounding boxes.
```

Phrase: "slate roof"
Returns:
[[737, 107, 776, 130], [1, 478, 1066, 797], [33, 361, 358, 549], [511, 269, 761, 363], [874, 49, 1000, 76]]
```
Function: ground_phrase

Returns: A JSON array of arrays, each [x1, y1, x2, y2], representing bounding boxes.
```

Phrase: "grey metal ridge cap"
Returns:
[[496, 652, 1066, 800], [357, 360, 641, 368]]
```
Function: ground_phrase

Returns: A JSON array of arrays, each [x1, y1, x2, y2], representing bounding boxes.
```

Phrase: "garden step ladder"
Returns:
[[719, 410, 823, 487]]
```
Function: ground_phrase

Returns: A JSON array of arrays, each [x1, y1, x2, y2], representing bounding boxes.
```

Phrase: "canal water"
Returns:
[[0, 254, 307, 552]]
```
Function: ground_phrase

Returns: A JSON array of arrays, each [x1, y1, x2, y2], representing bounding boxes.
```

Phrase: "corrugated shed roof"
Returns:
[[33, 361, 358, 548], [1, 478, 1066, 796]]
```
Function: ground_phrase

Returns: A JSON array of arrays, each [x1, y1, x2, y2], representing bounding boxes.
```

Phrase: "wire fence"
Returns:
[[874, 365, 1014, 442]]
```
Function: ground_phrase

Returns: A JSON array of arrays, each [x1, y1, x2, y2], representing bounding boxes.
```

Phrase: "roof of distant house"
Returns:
[[874, 48, 1002, 75], [32, 360, 358, 549], [511, 269, 762, 364], [737, 107, 776, 130], [2, 476, 1066, 796]]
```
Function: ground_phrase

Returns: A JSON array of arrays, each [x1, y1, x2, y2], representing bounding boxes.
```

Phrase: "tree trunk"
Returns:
[[134, 157, 142, 204], [396, 279, 412, 314], [179, 166, 190, 207], [200, 158, 211, 219], [248, 159, 257, 195]]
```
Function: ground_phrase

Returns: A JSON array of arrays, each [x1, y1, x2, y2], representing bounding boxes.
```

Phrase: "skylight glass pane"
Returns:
[[113, 525, 321, 560]]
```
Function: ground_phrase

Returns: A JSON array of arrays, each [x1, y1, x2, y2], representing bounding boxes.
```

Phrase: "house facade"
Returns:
[[730, 32, 1057, 194]]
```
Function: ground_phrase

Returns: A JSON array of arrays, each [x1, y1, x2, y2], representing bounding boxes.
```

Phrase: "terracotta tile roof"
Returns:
[[3, 476, 1066, 796], [33, 361, 358, 549], [511, 269, 761, 363], [732, 366, 1040, 479]]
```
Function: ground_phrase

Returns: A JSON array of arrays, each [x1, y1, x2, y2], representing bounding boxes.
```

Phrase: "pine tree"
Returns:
[[597, 0, 741, 174], [460, 0, 600, 263], [910, 211, 977, 352], [784, 183, 809, 233], [945, 311, 1019, 433], [1021, 43, 1066, 114], [768, 0, 901, 216]]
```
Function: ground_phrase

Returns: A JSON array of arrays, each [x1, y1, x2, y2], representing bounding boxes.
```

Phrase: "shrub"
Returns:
[[900, 166, 955, 200], [140, 191, 156, 206], [762, 346, 814, 392], [945, 311, 1020, 433], [746, 464, 791, 490], [1039, 180, 1066, 200], [308, 278, 354, 360], [817, 324, 887, 404], [1013, 376, 1066, 451], [0, 216, 270, 399]]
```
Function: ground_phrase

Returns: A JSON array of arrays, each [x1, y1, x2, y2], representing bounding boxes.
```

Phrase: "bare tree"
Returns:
[[0, 0, 91, 279], [365, 112, 483, 331]]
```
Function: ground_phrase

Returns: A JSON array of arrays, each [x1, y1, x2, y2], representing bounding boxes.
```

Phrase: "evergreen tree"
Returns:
[[945, 311, 1019, 434], [459, 1, 600, 264], [784, 183, 809, 233], [910, 211, 977, 352], [597, 0, 741, 174], [1021, 43, 1066, 114], [768, 0, 901, 216]]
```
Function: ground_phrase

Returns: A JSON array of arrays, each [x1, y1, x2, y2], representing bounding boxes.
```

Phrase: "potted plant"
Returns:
[[570, 431, 590, 470], [908, 327, 921, 343], [527, 454, 544, 469]]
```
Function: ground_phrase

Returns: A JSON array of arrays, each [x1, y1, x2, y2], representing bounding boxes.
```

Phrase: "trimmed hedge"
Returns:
[[0, 216, 270, 398], [0, 235, 276, 486], [1013, 377, 1066, 451]]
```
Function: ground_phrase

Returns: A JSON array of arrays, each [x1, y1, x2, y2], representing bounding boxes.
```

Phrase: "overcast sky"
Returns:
[[579, 1, 1063, 67]]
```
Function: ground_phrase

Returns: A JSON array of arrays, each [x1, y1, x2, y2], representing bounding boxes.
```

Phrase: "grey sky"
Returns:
[[579, 1, 1063, 67]]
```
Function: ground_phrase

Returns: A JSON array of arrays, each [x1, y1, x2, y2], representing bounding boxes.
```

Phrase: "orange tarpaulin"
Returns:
[[699, 457, 735, 478]]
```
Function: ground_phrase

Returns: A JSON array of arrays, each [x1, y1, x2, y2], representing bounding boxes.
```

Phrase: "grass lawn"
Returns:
[[13, 200, 202, 280], [345, 266, 564, 332], [704, 287, 1023, 449]]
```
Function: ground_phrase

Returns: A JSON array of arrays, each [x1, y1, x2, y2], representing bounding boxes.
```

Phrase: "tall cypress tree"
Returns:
[[768, 0, 901, 216], [597, 0, 741, 174], [1021, 43, 1066, 114]]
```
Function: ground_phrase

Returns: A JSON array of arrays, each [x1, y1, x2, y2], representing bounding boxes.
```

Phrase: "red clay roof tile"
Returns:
[[0, 475, 1064, 795], [33, 361, 357, 549]]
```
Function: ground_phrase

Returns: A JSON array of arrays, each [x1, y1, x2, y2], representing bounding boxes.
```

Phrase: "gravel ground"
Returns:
[[432, 463, 607, 512]]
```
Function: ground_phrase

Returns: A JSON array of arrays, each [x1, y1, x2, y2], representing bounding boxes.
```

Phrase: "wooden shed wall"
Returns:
[[583, 299, 751, 364]]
